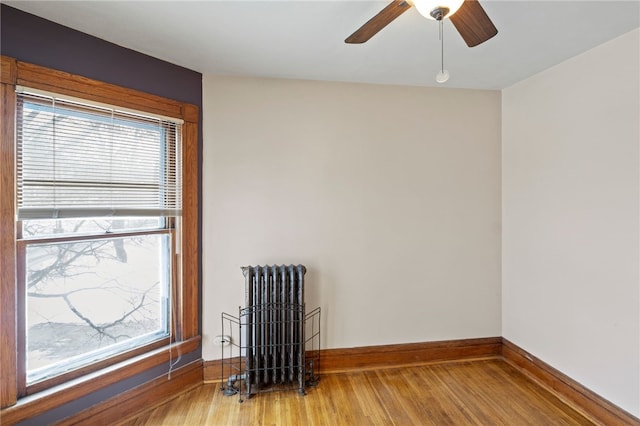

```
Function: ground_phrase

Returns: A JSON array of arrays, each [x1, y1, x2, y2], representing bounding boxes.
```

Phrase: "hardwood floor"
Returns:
[[120, 359, 594, 425]]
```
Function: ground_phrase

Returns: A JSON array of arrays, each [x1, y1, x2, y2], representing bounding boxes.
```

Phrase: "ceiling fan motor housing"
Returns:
[[429, 6, 450, 21], [412, 0, 465, 20]]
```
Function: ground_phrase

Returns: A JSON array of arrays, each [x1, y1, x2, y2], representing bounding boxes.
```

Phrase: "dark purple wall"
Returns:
[[1, 5, 203, 424], [0, 4, 201, 105]]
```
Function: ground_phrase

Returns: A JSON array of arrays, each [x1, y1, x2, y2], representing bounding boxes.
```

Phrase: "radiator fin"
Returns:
[[221, 264, 320, 401], [242, 265, 306, 396]]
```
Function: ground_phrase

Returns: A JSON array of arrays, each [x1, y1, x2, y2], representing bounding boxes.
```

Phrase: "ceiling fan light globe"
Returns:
[[436, 70, 450, 83], [411, 0, 465, 20]]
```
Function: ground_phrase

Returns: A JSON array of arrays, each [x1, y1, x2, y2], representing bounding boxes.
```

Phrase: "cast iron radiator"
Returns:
[[221, 265, 320, 402]]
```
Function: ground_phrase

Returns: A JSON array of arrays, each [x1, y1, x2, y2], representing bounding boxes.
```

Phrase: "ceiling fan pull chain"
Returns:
[[440, 20, 444, 73], [436, 19, 450, 83]]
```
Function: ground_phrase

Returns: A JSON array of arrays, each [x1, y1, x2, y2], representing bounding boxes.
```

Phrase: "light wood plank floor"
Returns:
[[121, 359, 593, 425]]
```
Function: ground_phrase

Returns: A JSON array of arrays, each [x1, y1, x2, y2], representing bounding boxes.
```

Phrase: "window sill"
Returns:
[[0, 336, 201, 425]]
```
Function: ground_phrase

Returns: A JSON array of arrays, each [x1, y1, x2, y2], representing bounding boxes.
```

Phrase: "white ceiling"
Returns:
[[4, 0, 640, 90]]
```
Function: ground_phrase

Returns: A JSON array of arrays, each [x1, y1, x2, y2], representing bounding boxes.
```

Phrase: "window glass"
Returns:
[[15, 89, 181, 387], [17, 91, 181, 220], [25, 233, 171, 383]]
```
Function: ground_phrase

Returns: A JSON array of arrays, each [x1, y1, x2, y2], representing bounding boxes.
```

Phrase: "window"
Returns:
[[16, 90, 181, 386], [0, 56, 199, 414]]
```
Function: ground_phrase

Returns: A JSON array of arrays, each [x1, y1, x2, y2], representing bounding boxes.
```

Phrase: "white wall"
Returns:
[[502, 28, 640, 416], [202, 76, 502, 360]]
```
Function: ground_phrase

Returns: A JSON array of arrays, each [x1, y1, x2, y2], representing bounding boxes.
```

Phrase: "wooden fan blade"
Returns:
[[345, 0, 412, 44], [450, 0, 498, 47]]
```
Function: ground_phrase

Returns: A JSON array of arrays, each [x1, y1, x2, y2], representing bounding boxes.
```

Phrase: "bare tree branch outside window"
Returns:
[[17, 93, 178, 383], [25, 219, 169, 377]]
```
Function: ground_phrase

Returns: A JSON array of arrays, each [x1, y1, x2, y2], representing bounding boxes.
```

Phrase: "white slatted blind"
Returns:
[[16, 89, 183, 220]]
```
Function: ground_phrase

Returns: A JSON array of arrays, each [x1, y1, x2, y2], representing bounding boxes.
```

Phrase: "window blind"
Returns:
[[16, 89, 183, 220]]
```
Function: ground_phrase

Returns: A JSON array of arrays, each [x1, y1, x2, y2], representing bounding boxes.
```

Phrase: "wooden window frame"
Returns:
[[0, 56, 199, 419]]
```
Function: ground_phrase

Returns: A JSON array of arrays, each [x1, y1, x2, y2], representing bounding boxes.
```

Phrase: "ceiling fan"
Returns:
[[345, 0, 498, 47]]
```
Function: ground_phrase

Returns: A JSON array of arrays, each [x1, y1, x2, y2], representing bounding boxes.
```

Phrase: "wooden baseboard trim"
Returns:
[[321, 337, 503, 374], [204, 338, 638, 425], [203, 336, 502, 382], [56, 359, 203, 426], [13, 337, 636, 425], [502, 338, 640, 426], [203, 358, 227, 384]]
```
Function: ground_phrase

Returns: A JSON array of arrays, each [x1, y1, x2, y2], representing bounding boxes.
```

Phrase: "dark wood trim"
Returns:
[[0, 337, 200, 425], [203, 337, 503, 382], [0, 73, 18, 409], [182, 104, 199, 124], [320, 337, 503, 374], [0, 55, 17, 84], [181, 119, 199, 339], [203, 357, 236, 384], [54, 359, 204, 426], [14, 60, 184, 119], [502, 338, 640, 425]]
